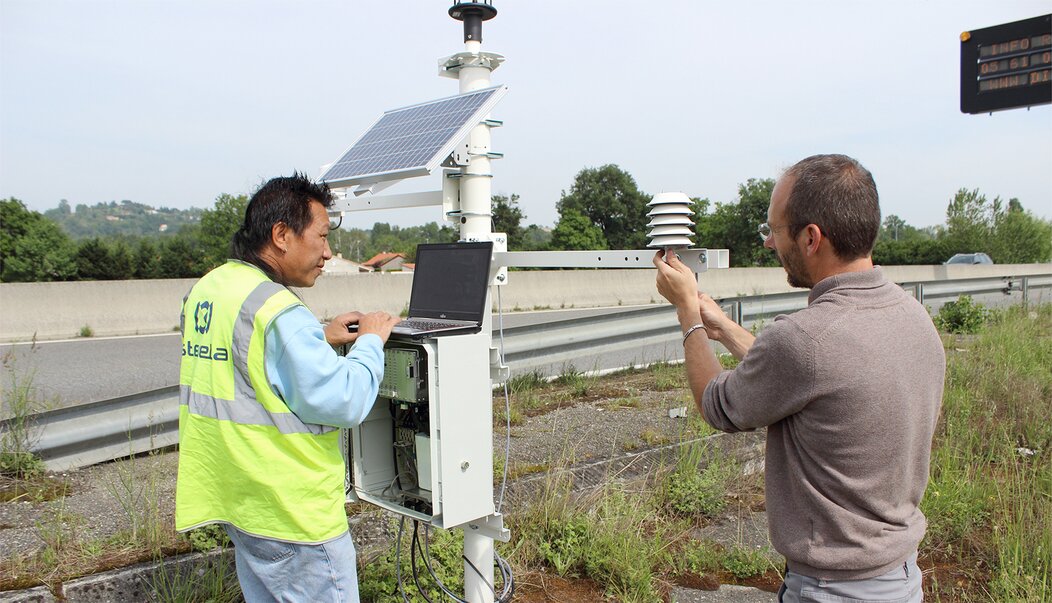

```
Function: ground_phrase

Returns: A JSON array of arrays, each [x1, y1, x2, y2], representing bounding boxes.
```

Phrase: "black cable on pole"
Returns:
[[420, 524, 469, 602], [410, 521, 436, 603], [395, 516, 412, 603]]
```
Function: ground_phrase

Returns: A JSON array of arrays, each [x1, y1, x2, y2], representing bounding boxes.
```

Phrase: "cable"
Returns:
[[395, 516, 412, 603], [419, 523, 469, 603], [410, 521, 435, 603], [491, 258, 517, 602], [495, 286, 512, 512], [462, 552, 495, 597]]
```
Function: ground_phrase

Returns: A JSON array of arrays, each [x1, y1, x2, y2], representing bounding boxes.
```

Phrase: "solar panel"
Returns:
[[320, 85, 508, 190]]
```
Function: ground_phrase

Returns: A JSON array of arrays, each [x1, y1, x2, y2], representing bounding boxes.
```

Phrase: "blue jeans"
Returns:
[[778, 552, 922, 603], [224, 525, 360, 603]]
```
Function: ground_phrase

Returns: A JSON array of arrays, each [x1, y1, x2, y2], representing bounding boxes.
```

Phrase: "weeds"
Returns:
[[921, 303, 1052, 600], [187, 524, 230, 552], [148, 554, 241, 603], [718, 353, 740, 369], [934, 295, 988, 334], [508, 370, 546, 394], [358, 519, 465, 603], [682, 539, 721, 575], [639, 428, 669, 447], [662, 443, 736, 518], [652, 362, 685, 391], [105, 452, 168, 552], [78, 325, 94, 338], [2, 306, 1046, 600], [554, 364, 593, 397], [508, 469, 751, 603], [720, 545, 775, 579], [1, 354, 47, 480]]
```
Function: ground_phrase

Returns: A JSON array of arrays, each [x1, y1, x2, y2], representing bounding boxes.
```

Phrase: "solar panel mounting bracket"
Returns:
[[444, 140, 503, 167], [438, 51, 505, 79]]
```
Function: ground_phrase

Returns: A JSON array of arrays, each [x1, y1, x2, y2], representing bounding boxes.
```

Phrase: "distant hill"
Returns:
[[44, 200, 204, 238]]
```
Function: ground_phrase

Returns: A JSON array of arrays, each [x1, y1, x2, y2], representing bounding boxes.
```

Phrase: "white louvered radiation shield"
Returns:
[[646, 192, 695, 249]]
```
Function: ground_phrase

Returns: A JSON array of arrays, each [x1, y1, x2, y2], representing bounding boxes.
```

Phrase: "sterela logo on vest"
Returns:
[[194, 301, 213, 334], [183, 300, 229, 361]]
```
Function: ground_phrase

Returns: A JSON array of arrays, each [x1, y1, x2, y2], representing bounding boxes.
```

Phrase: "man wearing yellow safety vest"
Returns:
[[175, 173, 400, 602]]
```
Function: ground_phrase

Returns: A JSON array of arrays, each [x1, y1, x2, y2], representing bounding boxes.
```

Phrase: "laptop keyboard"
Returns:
[[397, 318, 463, 330]]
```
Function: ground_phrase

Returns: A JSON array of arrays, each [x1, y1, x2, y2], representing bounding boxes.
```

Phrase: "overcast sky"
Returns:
[[2, 0, 1050, 233]]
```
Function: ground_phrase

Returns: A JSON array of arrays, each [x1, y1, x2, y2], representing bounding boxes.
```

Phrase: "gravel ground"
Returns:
[[0, 454, 179, 561], [1, 368, 776, 594]]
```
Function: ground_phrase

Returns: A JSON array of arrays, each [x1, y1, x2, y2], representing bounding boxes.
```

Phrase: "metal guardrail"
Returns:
[[4, 273, 1050, 471]]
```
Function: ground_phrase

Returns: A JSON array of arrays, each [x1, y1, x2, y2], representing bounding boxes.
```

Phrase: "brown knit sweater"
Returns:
[[702, 267, 945, 581]]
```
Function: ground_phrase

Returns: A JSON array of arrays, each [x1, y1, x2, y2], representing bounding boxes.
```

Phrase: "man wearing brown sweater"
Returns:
[[654, 154, 944, 602]]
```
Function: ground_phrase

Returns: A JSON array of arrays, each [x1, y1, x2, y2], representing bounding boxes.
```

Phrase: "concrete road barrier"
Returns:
[[2, 264, 1047, 342]]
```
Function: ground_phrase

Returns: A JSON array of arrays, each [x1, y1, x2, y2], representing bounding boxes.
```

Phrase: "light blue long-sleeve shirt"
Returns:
[[264, 304, 384, 428]]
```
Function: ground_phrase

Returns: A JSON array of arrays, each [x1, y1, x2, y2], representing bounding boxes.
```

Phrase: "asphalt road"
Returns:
[[0, 307, 664, 417], [1, 287, 1031, 418]]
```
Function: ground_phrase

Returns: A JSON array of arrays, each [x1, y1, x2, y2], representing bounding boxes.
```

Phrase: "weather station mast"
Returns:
[[443, 1, 504, 243], [318, 2, 728, 602]]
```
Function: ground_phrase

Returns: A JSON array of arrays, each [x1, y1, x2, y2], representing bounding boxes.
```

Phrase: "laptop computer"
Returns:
[[350, 241, 494, 338]]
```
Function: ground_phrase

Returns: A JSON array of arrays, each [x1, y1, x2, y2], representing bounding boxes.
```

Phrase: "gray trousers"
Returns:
[[778, 552, 922, 603]]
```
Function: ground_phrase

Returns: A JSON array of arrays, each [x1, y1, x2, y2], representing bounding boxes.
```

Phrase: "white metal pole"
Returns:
[[463, 528, 494, 603], [457, 27, 497, 603], [458, 40, 494, 242]]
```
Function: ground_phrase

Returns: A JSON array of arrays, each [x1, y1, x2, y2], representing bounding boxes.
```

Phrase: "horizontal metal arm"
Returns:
[[495, 249, 729, 271], [330, 190, 443, 213]]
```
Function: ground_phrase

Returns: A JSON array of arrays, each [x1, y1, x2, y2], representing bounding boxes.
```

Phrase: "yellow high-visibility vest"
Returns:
[[175, 261, 347, 543]]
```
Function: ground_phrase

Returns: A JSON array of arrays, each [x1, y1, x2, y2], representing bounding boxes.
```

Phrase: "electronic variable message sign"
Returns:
[[960, 14, 1052, 114]]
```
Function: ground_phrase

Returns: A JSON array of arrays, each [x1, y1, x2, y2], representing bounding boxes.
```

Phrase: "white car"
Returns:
[[945, 253, 994, 265]]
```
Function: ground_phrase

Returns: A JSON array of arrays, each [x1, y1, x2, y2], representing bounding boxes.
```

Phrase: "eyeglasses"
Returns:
[[757, 222, 787, 242], [328, 212, 343, 230]]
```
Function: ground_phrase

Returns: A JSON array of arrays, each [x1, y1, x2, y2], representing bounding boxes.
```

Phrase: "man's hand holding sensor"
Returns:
[[653, 249, 704, 334]]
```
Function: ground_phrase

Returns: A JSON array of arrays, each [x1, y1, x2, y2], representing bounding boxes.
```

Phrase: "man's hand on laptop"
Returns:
[[326, 311, 400, 346], [353, 311, 401, 343]]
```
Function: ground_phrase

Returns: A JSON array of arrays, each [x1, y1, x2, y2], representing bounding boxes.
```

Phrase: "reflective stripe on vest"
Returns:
[[179, 386, 336, 435], [180, 277, 336, 435]]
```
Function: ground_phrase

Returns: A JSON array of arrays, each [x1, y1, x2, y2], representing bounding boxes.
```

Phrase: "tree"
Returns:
[[556, 165, 649, 249], [199, 193, 248, 269], [550, 209, 607, 250], [522, 224, 552, 250], [76, 238, 115, 280], [491, 194, 526, 249], [0, 198, 77, 282], [694, 179, 779, 267], [941, 189, 1051, 263], [990, 203, 1052, 263], [109, 240, 135, 279], [134, 238, 162, 279], [881, 214, 906, 241], [872, 238, 946, 266], [158, 228, 208, 277], [943, 188, 996, 255]]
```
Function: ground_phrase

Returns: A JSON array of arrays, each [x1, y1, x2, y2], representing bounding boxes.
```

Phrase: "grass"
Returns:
[[0, 450, 204, 594], [920, 303, 1052, 602], [149, 553, 241, 603], [662, 442, 738, 518], [500, 448, 777, 603], [1, 352, 48, 482], [2, 303, 1048, 601], [358, 518, 467, 603]]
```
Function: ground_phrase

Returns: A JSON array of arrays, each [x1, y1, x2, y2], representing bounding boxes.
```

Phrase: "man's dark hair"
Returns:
[[783, 154, 880, 260], [231, 172, 335, 279]]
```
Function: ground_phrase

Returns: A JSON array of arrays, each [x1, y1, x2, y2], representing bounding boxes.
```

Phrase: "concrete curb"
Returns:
[[0, 549, 234, 603]]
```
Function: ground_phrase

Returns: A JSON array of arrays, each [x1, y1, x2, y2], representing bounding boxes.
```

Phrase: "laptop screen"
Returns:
[[408, 242, 493, 322]]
